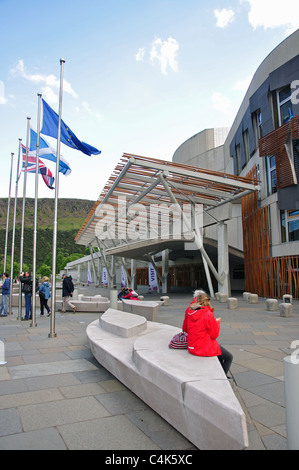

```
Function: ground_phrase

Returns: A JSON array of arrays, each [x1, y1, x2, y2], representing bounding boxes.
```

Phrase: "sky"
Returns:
[[1, 0, 299, 202]]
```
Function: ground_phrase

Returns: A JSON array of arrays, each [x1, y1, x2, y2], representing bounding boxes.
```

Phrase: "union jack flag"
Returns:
[[21, 145, 55, 190]]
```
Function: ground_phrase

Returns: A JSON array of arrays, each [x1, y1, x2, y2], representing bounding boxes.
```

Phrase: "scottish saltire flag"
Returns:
[[41, 99, 101, 156], [22, 145, 55, 190], [29, 128, 71, 176]]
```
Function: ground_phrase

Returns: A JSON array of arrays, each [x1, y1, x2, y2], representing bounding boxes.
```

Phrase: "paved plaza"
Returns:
[[0, 286, 298, 450]]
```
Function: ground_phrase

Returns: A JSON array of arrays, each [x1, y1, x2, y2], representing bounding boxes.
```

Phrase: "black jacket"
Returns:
[[62, 276, 74, 297], [19, 276, 39, 293]]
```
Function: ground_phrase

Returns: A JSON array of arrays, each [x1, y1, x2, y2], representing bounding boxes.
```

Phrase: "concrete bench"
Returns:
[[78, 295, 103, 302], [87, 309, 248, 450], [122, 299, 160, 321], [56, 299, 110, 313]]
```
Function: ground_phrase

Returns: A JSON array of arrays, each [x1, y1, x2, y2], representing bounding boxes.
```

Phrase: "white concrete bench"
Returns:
[[56, 298, 109, 313], [87, 309, 248, 450], [122, 299, 160, 321]]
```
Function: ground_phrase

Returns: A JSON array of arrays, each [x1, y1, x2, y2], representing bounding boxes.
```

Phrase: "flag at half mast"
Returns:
[[41, 99, 101, 156], [22, 145, 55, 190], [29, 128, 71, 176]]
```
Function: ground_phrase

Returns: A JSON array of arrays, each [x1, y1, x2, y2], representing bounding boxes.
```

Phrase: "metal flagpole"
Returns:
[[18, 117, 31, 321], [31, 93, 42, 328], [3, 152, 14, 273], [9, 139, 22, 315], [49, 59, 65, 338]]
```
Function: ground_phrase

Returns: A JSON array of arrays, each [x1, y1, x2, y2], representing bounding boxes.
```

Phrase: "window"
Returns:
[[266, 155, 277, 194], [276, 85, 293, 126], [252, 109, 262, 149], [243, 129, 250, 165], [235, 144, 241, 175], [281, 210, 299, 242]]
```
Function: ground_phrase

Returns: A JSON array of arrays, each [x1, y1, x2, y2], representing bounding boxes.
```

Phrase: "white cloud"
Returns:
[[150, 37, 179, 75], [136, 48, 145, 62], [214, 8, 235, 28], [11, 59, 78, 103], [242, 0, 299, 35], [212, 92, 231, 114], [0, 81, 7, 104]]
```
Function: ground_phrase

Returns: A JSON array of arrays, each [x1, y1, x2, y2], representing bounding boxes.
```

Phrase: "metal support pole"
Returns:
[[284, 356, 299, 449], [50, 59, 65, 338]]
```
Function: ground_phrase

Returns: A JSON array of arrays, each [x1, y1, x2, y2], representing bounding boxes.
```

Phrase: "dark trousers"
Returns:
[[40, 297, 50, 315], [218, 345, 233, 376]]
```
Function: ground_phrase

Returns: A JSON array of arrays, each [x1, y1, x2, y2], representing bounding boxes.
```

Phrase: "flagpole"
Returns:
[[9, 139, 22, 315], [31, 93, 42, 328], [49, 58, 65, 338], [18, 117, 31, 321], [3, 153, 14, 273]]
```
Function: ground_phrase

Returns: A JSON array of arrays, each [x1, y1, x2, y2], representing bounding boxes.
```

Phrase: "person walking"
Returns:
[[39, 276, 51, 317], [61, 274, 76, 313], [0, 272, 10, 317], [19, 271, 33, 320]]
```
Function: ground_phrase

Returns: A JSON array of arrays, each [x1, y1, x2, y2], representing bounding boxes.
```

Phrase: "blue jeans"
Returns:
[[0, 294, 9, 316], [24, 293, 32, 319]]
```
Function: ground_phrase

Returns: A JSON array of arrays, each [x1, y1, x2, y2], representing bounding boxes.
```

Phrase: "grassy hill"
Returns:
[[0, 198, 94, 271]]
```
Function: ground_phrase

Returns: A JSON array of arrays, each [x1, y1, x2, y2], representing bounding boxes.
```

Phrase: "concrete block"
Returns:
[[279, 303, 293, 317], [227, 297, 238, 309], [243, 292, 251, 301], [100, 308, 147, 338], [283, 294, 293, 304], [217, 293, 227, 303], [122, 299, 160, 321], [160, 296, 170, 306], [266, 299, 278, 311], [249, 294, 258, 304]]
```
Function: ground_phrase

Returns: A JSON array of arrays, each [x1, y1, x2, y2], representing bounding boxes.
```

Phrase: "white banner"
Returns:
[[148, 262, 158, 291], [87, 268, 92, 284], [121, 265, 126, 287], [102, 267, 108, 286]]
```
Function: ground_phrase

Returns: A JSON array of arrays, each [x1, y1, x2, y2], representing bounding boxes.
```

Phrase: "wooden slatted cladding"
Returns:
[[259, 116, 299, 189], [242, 165, 299, 298]]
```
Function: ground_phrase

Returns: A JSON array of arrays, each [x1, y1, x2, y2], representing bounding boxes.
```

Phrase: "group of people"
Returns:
[[0, 272, 76, 320], [118, 287, 139, 300]]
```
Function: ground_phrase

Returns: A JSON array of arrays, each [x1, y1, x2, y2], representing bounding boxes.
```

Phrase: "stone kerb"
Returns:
[[243, 292, 251, 301], [283, 294, 293, 304]]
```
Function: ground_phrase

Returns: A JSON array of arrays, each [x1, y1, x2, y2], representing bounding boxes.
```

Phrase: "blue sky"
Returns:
[[1, 0, 299, 201]]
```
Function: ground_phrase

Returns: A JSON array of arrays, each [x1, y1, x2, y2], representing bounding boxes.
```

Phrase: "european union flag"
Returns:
[[41, 99, 101, 156]]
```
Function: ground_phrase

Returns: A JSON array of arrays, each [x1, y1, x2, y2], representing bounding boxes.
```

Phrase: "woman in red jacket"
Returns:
[[182, 291, 233, 377]]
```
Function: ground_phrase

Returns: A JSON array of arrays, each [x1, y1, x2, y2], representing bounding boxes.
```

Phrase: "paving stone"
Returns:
[[0, 408, 22, 437], [57, 415, 161, 450], [0, 428, 67, 450]]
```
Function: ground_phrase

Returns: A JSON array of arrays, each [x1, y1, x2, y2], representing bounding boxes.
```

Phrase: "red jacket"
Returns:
[[182, 305, 221, 357]]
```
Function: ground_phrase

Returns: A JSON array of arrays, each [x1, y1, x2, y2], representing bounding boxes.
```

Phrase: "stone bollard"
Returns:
[[227, 297, 238, 309], [218, 293, 227, 303], [283, 294, 293, 304], [160, 296, 169, 306], [249, 294, 259, 304], [279, 303, 293, 317], [266, 299, 278, 311], [243, 292, 251, 301], [138, 295, 144, 300]]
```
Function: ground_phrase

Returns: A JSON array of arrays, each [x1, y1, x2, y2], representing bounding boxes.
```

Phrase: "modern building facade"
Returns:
[[72, 29, 299, 298], [172, 29, 299, 298]]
